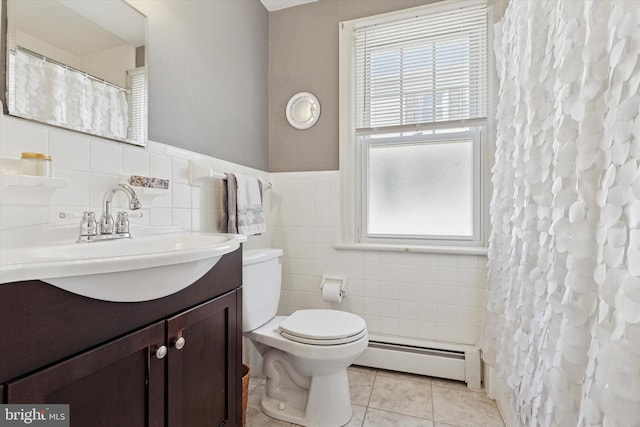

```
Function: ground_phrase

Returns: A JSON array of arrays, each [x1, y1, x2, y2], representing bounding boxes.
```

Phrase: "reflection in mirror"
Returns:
[[1, 0, 147, 146]]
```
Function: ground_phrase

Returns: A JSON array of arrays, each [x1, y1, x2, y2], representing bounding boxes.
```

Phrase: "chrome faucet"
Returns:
[[77, 184, 142, 243], [99, 184, 142, 234]]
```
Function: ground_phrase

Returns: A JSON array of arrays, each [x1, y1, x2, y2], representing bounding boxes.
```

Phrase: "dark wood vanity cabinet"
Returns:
[[6, 321, 167, 427], [0, 248, 243, 427]]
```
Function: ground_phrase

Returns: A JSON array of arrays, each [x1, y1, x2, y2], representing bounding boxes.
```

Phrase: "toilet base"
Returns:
[[260, 348, 353, 427]]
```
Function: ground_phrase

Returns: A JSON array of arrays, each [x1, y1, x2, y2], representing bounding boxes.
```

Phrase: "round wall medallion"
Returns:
[[286, 92, 321, 129]]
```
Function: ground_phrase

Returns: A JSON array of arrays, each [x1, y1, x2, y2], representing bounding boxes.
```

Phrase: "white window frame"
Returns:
[[360, 129, 483, 245], [127, 66, 148, 144], [338, 0, 501, 254]]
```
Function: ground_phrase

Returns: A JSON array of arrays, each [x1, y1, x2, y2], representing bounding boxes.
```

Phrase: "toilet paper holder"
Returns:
[[320, 275, 346, 292], [320, 275, 346, 303]]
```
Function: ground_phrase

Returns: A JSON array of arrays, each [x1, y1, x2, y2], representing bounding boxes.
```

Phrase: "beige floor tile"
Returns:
[[431, 377, 476, 392], [246, 386, 293, 427], [432, 384, 504, 427], [363, 408, 434, 427], [348, 367, 376, 406], [345, 405, 367, 427], [249, 375, 266, 393], [376, 368, 433, 384], [281, 405, 365, 427], [368, 374, 433, 420], [246, 367, 503, 427], [350, 364, 378, 374]]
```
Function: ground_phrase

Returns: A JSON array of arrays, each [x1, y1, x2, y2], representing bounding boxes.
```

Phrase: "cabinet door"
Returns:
[[6, 321, 166, 427], [166, 290, 241, 427]]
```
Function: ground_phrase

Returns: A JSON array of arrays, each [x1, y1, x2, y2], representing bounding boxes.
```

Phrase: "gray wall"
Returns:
[[132, 0, 269, 171], [269, 0, 438, 172]]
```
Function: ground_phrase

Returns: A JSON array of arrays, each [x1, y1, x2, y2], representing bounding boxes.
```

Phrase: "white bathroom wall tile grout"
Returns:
[[0, 115, 48, 158], [50, 169, 91, 207], [0, 116, 269, 250], [172, 183, 192, 209], [144, 140, 165, 155], [270, 170, 488, 346], [122, 144, 150, 176], [418, 303, 437, 322], [0, 206, 48, 229], [164, 145, 195, 160], [171, 208, 191, 230], [171, 158, 190, 185], [89, 139, 122, 175], [149, 208, 172, 227], [1, 114, 487, 347], [129, 209, 150, 226], [149, 153, 173, 180], [89, 173, 121, 208], [191, 209, 205, 232], [191, 186, 204, 210], [49, 130, 90, 172]]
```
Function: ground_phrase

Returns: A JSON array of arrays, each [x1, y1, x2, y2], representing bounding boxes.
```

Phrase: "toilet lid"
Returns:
[[279, 309, 367, 345]]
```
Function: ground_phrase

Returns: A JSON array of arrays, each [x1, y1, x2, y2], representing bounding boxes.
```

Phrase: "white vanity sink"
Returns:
[[0, 223, 246, 302]]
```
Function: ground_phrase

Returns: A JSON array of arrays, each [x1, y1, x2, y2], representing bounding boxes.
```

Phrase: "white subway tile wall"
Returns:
[[0, 110, 485, 346], [0, 111, 271, 252], [270, 171, 488, 346]]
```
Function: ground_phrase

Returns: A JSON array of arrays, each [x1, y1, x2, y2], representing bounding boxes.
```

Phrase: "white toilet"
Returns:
[[242, 248, 368, 427]]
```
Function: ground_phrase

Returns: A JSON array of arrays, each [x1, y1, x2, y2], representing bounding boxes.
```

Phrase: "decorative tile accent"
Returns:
[[128, 175, 169, 189]]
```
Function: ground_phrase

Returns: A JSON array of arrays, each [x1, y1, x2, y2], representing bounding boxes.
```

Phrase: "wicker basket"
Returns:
[[241, 364, 250, 427]]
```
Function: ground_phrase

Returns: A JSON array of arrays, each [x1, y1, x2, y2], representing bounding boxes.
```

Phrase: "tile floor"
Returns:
[[246, 365, 505, 427]]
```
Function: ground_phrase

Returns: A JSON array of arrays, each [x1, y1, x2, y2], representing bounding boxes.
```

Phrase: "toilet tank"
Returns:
[[242, 248, 284, 333]]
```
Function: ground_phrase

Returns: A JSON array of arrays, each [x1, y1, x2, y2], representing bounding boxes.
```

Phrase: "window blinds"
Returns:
[[128, 67, 148, 144], [354, 0, 488, 132]]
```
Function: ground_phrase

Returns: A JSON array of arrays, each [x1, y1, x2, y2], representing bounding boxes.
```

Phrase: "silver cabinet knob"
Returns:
[[155, 345, 168, 359], [174, 337, 186, 350]]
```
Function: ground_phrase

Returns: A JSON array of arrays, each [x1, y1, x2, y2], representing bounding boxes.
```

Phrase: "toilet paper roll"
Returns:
[[322, 282, 343, 303]]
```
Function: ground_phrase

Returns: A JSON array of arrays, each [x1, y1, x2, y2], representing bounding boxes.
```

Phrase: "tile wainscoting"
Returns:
[[0, 109, 486, 348], [0, 111, 270, 252], [270, 171, 488, 346]]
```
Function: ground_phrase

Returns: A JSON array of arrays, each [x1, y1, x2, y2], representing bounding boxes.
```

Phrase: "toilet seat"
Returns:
[[279, 309, 367, 346]]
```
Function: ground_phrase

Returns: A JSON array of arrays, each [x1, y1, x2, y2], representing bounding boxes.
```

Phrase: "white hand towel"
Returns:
[[233, 173, 266, 236]]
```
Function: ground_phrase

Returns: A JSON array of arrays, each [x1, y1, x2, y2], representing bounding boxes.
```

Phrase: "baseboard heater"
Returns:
[[354, 335, 482, 389]]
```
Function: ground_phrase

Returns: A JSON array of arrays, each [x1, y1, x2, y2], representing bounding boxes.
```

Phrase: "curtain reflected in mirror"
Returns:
[[1, 0, 147, 146]]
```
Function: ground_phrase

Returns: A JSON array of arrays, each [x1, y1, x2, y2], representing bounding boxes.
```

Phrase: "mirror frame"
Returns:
[[0, 0, 147, 147], [0, 0, 7, 112]]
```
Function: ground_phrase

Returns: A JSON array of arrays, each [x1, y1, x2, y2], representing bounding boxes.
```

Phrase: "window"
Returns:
[[340, 0, 490, 248], [127, 67, 148, 144]]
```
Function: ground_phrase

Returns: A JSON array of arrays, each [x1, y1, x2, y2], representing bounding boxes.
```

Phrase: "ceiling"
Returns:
[[12, 0, 146, 57], [260, 0, 319, 12]]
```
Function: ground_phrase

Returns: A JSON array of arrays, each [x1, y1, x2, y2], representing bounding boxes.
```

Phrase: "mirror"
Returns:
[[286, 92, 320, 130], [1, 0, 147, 146]]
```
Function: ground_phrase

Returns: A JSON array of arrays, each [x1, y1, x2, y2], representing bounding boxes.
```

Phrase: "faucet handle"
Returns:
[[116, 211, 130, 234], [99, 213, 114, 235], [80, 211, 98, 236]]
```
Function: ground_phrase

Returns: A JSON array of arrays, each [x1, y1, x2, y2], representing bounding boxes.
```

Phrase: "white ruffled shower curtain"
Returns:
[[483, 0, 640, 426], [10, 48, 129, 140]]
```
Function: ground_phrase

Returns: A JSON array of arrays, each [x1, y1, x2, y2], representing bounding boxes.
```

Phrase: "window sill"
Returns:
[[334, 242, 488, 256]]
